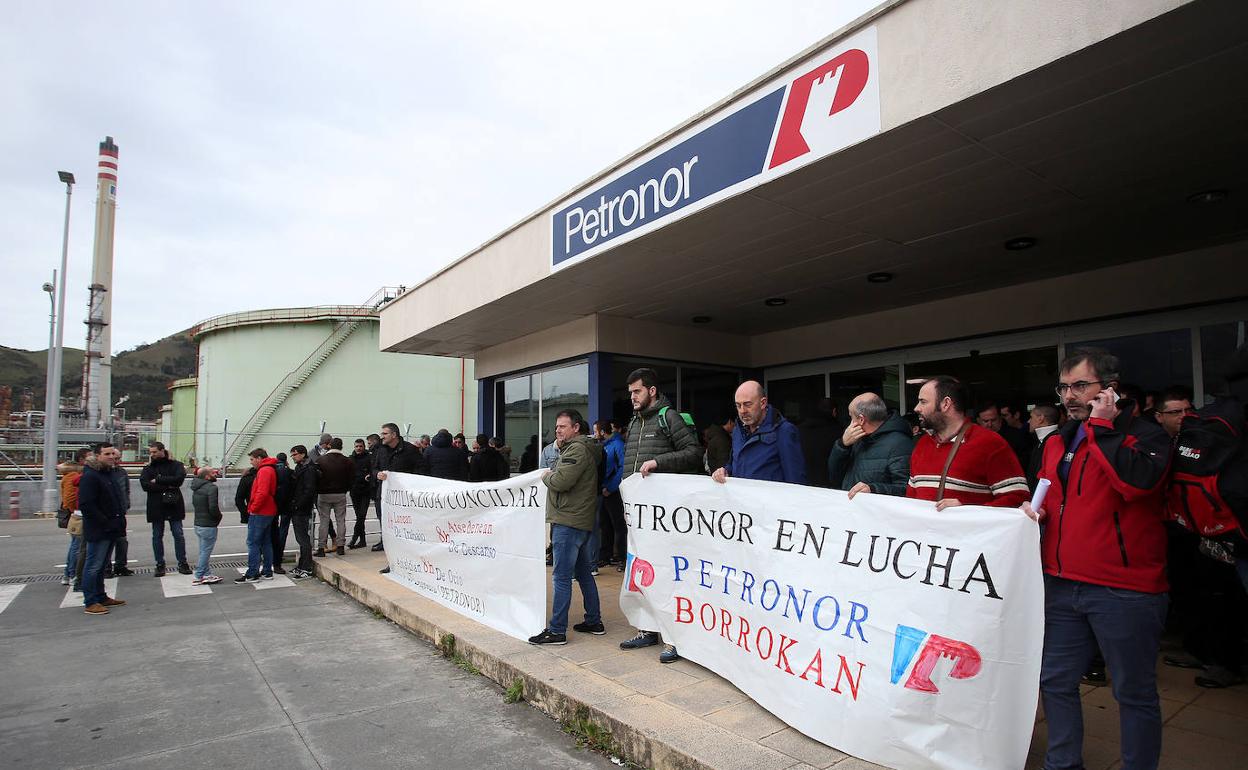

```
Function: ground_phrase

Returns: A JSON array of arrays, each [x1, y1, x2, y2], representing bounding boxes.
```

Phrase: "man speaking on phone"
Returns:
[[1024, 348, 1170, 770]]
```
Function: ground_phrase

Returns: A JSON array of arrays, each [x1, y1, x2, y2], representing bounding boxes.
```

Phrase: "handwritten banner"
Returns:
[[381, 470, 547, 641], [617, 474, 1043, 770]]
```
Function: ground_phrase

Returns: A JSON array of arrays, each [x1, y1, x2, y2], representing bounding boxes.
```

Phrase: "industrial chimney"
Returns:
[[82, 136, 118, 429]]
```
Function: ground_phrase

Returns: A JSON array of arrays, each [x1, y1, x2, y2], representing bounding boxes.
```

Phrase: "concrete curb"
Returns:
[[313, 553, 821, 770]]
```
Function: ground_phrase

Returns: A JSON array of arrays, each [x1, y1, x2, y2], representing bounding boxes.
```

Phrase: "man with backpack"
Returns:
[[1024, 348, 1171, 770], [618, 367, 705, 664]]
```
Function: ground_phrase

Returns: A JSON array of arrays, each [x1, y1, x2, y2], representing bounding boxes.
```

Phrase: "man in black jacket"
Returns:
[[287, 445, 317, 579], [469, 433, 510, 482], [830, 393, 913, 497], [315, 438, 353, 556], [140, 442, 190, 578], [268, 453, 293, 574], [427, 430, 469, 480], [349, 438, 374, 548], [371, 423, 426, 554], [79, 445, 128, 614]]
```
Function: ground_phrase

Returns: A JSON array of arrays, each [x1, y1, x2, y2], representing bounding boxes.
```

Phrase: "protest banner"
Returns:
[[381, 470, 547, 641], [617, 473, 1043, 770]]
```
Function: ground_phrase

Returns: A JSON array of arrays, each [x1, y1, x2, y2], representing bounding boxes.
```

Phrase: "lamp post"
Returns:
[[39, 171, 74, 516]]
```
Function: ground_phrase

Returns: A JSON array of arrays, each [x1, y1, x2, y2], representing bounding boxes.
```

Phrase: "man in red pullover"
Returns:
[[236, 448, 279, 584], [901, 375, 1028, 508], [1025, 348, 1170, 770]]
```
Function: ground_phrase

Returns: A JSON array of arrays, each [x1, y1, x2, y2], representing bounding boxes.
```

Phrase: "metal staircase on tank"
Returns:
[[221, 317, 364, 468]]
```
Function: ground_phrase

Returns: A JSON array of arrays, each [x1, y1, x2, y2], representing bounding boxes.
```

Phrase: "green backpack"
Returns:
[[658, 406, 696, 434]]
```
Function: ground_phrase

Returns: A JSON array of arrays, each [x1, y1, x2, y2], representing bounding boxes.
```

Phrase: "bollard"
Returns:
[[8, 490, 19, 520]]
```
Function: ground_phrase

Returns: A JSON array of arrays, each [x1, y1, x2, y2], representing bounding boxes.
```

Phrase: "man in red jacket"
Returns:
[[236, 448, 279, 584], [1025, 348, 1170, 770]]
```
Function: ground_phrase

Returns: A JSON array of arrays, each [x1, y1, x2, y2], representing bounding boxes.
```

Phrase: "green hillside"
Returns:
[[0, 331, 197, 420]]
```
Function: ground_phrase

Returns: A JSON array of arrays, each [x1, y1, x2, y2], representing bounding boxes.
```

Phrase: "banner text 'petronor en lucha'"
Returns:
[[618, 474, 1043, 770], [551, 26, 880, 271]]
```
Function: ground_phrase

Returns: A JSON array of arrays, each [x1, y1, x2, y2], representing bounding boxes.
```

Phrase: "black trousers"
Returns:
[[271, 511, 291, 562], [350, 490, 371, 541], [291, 514, 313, 572], [599, 492, 627, 562]]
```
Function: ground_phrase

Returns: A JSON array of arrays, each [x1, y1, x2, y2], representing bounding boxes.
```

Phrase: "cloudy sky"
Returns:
[[1, 1, 879, 352]]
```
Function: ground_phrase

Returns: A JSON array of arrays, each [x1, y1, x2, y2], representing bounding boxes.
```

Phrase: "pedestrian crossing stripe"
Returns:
[[0, 584, 25, 614], [235, 567, 296, 590], [59, 578, 118, 609], [160, 573, 211, 597]]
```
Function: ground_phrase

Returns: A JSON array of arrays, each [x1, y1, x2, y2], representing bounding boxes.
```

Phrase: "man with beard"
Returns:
[[903, 376, 1028, 509]]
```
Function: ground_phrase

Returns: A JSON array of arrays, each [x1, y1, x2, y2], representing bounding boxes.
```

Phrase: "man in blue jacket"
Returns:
[[78, 444, 129, 615], [712, 380, 806, 486], [597, 420, 627, 567]]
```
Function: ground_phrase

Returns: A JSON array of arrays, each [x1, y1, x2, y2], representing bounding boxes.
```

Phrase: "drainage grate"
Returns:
[[0, 559, 257, 585]]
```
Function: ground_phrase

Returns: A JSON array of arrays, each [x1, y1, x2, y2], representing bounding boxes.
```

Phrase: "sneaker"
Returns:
[[371, 542, 385, 552], [84, 603, 109, 615], [528, 630, 568, 646], [153, 566, 167, 578], [659, 645, 681, 664], [234, 574, 260, 584], [349, 540, 367, 549], [272, 565, 287, 575], [101, 597, 126, 607], [260, 573, 274, 580], [314, 548, 326, 557], [177, 562, 193, 575], [288, 569, 309, 580], [190, 577, 206, 586], [1164, 652, 1205, 670], [201, 574, 223, 584], [620, 631, 660, 650], [337, 546, 346, 556], [114, 567, 135, 577], [615, 563, 625, 573], [60, 576, 70, 586], [590, 567, 599, 576], [379, 566, 390, 574], [1196, 665, 1246, 689], [1081, 666, 1107, 685], [573, 621, 606, 635]]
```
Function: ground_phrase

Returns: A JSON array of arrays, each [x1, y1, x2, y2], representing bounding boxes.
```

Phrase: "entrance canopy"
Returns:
[[381, 0, 1247, 378]]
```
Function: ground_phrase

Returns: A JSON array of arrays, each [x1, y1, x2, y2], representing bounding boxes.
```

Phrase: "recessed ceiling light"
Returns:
[[866, 272, 893, 284], [1004, 236, 1037, 251], [1187, 189, 1228, 205], [691, 315, 712, 324], [764, 297, 788, 307]]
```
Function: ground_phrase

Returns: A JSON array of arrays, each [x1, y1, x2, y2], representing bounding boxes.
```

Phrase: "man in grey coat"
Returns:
[[828, 392, 913, 498]]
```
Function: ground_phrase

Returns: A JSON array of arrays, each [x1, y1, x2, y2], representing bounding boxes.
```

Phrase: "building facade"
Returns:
[[378, 0, 1247, 440]]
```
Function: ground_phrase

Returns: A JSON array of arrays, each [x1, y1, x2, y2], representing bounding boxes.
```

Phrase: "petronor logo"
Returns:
[[624, 554, 654, 593], [889, 625, 982, 694], [769, 48, 871, 168]]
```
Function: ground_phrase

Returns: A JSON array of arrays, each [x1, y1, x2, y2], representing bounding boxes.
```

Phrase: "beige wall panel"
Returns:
[[751, 242, 1246, 367], [876, 0, 1189, 129], [596, 316, 751, 369], [474, 316, 598, 380]]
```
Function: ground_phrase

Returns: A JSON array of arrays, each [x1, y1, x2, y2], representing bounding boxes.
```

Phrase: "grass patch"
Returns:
[[371, 608, 386, 620], [437, 633, 479, 674], [561, 707, 617, 755], [504, 678, 524, 704]]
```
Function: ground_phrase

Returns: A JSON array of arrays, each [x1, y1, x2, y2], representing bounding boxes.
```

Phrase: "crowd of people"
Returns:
[[58, 345, 1248, 770]]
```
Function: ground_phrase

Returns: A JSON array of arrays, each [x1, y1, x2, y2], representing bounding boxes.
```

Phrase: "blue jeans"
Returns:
[[82, 538, 116, 606], [548, 523, 600, 635], [152, 519, 187, 567], [246, 515, 274, 577], [65, 535, 81, 577], [1040, 575, 1167, 770], [194, 526, 218, 579]]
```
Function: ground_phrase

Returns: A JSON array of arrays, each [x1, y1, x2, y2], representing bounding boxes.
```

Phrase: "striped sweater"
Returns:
[[906, 423, 1029, 507]]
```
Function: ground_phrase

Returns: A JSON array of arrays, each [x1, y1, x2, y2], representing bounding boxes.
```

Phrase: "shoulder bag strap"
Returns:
[[936, 422, 971, 502]]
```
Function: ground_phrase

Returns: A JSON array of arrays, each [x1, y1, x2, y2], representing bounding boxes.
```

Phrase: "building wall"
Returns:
[[196, 318, 474, 467]]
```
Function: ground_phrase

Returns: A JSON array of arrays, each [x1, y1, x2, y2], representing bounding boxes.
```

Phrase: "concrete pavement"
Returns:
[[314, 551, 1248, 770]]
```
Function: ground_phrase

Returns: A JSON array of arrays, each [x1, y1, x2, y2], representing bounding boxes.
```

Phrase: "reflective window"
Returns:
[[1070, 330, 1191, 395], [501, 375, 537, 471], [1200, 321, 1247, 403], [681, 367, 739, 430], [830, 365, 902, 416], [769, 375, 824, 425], [904, 348, 1058, 414], [540, 363, 589, 450]]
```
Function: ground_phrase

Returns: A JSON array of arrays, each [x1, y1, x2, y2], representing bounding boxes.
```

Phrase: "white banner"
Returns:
[[617, 474, 1043, 770], [381, 470, 547, 641]]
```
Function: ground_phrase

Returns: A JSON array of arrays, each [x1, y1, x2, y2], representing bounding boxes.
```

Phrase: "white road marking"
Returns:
[[60, 578, 118, 608], [236, 567, 294, 589], [0, 535, 12, 538], [160, 573, 212, 597], [53, 559, 136, 568], [0, 584, 25, 614]]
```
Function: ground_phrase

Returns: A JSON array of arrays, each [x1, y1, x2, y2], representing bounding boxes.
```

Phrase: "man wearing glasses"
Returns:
[[1153, 386, 1195, 439], [1024, 348, 1170, 770]]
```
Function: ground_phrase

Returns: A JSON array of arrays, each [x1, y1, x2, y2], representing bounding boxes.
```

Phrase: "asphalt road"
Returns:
[[0, 517, 616, 769]]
